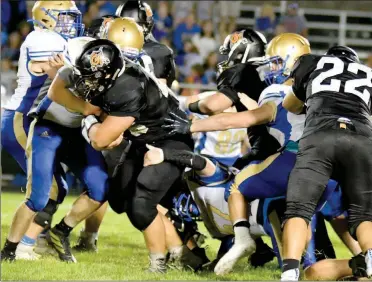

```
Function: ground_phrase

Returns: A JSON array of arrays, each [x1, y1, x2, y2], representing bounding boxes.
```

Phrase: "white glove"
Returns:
[[81, 115, 99, 143]]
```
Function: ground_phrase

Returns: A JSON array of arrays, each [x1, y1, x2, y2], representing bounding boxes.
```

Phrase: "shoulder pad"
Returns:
[[258, 84, 292, 105], [217, 63, 245, 89], [290, 54, 318, 78], [27, 30, 67, 61]]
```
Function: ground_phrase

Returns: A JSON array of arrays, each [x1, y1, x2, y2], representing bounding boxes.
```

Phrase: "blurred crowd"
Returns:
[[1, 1, 372, 103]]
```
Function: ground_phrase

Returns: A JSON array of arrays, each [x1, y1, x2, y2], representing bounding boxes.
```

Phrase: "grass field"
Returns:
[[1, 191, 353, 281]]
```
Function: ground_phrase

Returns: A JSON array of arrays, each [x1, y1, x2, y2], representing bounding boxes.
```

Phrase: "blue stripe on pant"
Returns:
[[25, 119, 108, 211], [229, 151, 297, 200]]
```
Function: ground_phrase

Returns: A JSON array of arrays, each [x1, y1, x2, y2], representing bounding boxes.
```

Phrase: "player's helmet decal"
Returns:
[[89, 47, 110, 71], [230, 31, 244, 45]]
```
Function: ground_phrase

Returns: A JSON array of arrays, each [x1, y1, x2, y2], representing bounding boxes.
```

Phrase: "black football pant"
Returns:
[[107, 136, 193, 231], [285, 123, 372, 239]]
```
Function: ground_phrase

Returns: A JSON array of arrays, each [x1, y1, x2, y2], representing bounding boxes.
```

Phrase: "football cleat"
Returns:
[[249, 242, 275, 267], [168, 246, 204, 271], [214, 240, 256, 275], [46, 227, 77, 263], [1, 249, 16, 262], [34, 236, 57, 256], [73, 237, 98, 253], [366, 249, 372, 278], [15, 243, 41, 260], [281, 268, 300, 281], [147, 256, 167, 274]]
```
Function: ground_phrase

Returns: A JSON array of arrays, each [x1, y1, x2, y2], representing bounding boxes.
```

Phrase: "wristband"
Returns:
[[81, 115, 99, 143]]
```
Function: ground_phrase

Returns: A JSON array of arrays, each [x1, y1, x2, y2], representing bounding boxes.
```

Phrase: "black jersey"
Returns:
[[90, 62, 186, 144], [143, 34, 176, 87], [291, 54, 372, 138], [217, 62, 281, 158], [217, 62, 268, 110]]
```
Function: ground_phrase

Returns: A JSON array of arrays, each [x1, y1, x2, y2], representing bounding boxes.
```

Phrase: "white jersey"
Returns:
[[28, 37, 97, 128], [186, 167, 266, 239], [4, 30, 67, 114], [258, 84, 305, 147], [193, 114, 247, 166]]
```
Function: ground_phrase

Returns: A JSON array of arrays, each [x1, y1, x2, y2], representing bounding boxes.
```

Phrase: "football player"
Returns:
[[0, 0, 84, 261], [143, 145, 358, 280], [47, 39, 196, 272], [115, 0, 176, 87], [163, 33, 310, 274], [280, 45, 372, 280], [75, 1, 177, 250]]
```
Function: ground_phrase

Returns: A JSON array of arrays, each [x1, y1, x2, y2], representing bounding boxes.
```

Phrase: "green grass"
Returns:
[[1, 191, 352, 280]]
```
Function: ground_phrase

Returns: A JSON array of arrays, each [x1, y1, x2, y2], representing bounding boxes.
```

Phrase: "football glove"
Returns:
[[162, 112, 192, 135]]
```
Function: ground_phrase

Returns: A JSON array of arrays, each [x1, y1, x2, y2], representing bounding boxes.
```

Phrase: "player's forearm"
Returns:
[[197, 93, 233, 115], [48, 79, 91, 115], [283, 92, 305, 114], [88, 124, 115, 150], [190, 112, 252, 133]]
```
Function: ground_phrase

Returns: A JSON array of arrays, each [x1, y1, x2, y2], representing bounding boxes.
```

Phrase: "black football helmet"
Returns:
[[115, 1, 154, 37], [217, 29, 267, 75], [85, 15, 119, 39], [73, 39, 124, 101], [326, 46, 360, 63]]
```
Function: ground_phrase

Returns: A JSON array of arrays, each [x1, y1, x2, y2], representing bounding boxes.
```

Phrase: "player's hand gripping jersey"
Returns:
[[290, 54, 372, 138]]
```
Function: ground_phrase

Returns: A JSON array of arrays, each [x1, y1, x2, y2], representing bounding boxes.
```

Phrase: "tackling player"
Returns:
[[47, 39, 195, 272], [163, 33, 311, 274], [182, 29, 281, 171], [280, 46, 372, 280], [75, 1, 177, 251], [0, 0, 84, 261]]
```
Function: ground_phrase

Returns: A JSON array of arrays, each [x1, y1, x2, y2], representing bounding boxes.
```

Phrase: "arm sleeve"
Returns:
[[27, 31, 67, 61], [217, 67, 241, 105], [290, 54, 317, 102]]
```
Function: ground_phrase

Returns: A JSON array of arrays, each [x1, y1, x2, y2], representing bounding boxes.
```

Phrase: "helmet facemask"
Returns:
[[35, 8, 84, 39], [263, 54, 290, 85]]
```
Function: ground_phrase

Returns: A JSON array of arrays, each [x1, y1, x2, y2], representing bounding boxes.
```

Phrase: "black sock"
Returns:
[[55, 218, 73, 237], [282, 259, 300, 272], [233, 220, 250, 228], [3, 239, 19, 253]]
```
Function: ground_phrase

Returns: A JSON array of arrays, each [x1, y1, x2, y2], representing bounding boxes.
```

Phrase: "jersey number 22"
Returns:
[[312, 57, 372, 104]]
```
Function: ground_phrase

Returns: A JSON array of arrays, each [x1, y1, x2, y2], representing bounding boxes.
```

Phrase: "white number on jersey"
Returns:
[[311, 57, 372, 104]]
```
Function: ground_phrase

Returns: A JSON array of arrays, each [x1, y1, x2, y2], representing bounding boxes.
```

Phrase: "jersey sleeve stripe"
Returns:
[[258, 94, 283, 105], [29, 50, 65, 54], [29, 54, 54, 59]]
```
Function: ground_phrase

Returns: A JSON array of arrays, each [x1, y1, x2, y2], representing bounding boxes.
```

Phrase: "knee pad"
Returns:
[[284, 201, 316, 225], [34, 199, 59, 228], [128, 197, 158, 231]]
